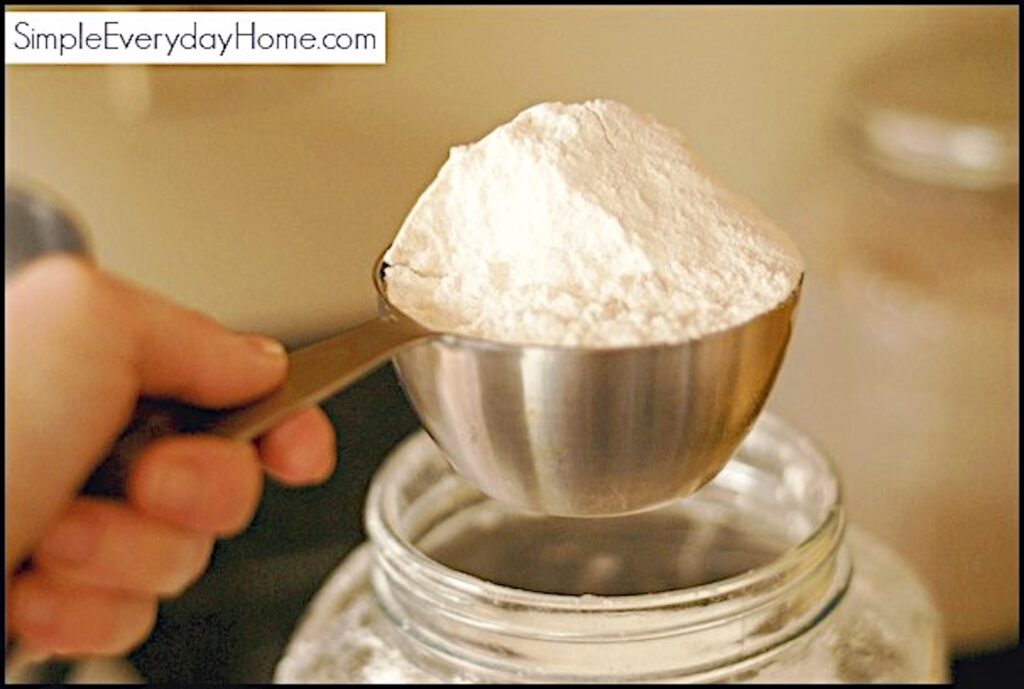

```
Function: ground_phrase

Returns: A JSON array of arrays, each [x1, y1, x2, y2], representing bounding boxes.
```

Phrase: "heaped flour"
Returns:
[[383, 100, 803, 347]]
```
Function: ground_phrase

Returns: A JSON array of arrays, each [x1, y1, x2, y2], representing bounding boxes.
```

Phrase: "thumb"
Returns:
[[5, 256, 287, 572], [101, 264, 288, 409]]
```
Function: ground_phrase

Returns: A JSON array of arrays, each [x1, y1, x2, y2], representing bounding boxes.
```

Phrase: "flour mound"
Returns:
[[383, 99, 803, 347]]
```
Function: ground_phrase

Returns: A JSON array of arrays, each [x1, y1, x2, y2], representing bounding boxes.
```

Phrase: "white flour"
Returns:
[[383, 99, 803, 347]]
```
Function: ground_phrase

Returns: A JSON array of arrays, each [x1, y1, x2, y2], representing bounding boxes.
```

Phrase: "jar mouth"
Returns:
[[365, 413, 850, 680], [365, 413, 844, 615]]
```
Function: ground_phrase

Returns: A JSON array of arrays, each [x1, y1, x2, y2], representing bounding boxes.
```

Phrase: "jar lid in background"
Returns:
[[840, 21, 1018, 190]]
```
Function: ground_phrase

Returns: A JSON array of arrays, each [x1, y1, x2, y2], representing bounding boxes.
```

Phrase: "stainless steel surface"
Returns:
[[96, 252, 800, 515], [379, 263, 803, 516], [6, 163, 800, 519], [5, 185, 90, 279], [212, 315, 432, 441]]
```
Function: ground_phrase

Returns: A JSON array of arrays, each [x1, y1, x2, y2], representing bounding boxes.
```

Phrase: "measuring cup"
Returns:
[[91, 252, 801, 517]]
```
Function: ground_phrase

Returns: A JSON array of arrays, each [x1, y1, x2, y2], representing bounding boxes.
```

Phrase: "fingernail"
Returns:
[[245, 335, 286, 359], [147, 459, 200, 514], [37, 513, 99, 565], [13, 585, 59, 633]]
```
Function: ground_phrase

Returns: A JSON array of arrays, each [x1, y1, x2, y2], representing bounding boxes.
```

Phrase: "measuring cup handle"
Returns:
[[83, 315, 431, 497]]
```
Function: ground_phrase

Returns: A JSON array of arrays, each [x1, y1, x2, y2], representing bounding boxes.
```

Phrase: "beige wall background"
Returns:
[[6, 5, 996, 343]]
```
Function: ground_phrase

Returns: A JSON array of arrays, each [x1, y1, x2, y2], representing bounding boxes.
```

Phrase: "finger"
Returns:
[[126, 435, 263, 536], [9, 255, 288, 410], [258, 407, 337, 486], [9, 573, 157, 657], [6, 256, 286, 568], [95, 260, 289, 408], [32, 499, 214, 597]]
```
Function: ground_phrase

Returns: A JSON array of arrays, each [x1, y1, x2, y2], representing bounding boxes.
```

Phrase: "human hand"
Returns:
[[5, 256, 337, 657]]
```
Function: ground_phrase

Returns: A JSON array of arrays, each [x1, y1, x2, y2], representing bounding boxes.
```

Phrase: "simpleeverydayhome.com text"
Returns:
[[9, 19, 378, 58]]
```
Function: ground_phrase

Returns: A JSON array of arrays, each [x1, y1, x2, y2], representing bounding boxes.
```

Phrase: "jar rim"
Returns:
[[365, 412, 844, 614]]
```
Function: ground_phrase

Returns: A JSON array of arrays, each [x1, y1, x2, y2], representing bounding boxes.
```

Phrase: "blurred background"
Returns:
[[6, 4, 1019, 683]]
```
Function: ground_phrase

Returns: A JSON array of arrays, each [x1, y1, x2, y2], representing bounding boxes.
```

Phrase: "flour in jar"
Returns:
[[383, 99, 803, 347]]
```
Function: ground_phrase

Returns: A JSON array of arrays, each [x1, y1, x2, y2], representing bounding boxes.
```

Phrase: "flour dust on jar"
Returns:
[[275, 415, 946, 683], [769, 17, 1018, 650]]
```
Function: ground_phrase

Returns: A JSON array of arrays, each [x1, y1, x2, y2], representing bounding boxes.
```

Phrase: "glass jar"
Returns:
[[275, 415, 946, 683], [769, 19, 1018, 649]]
